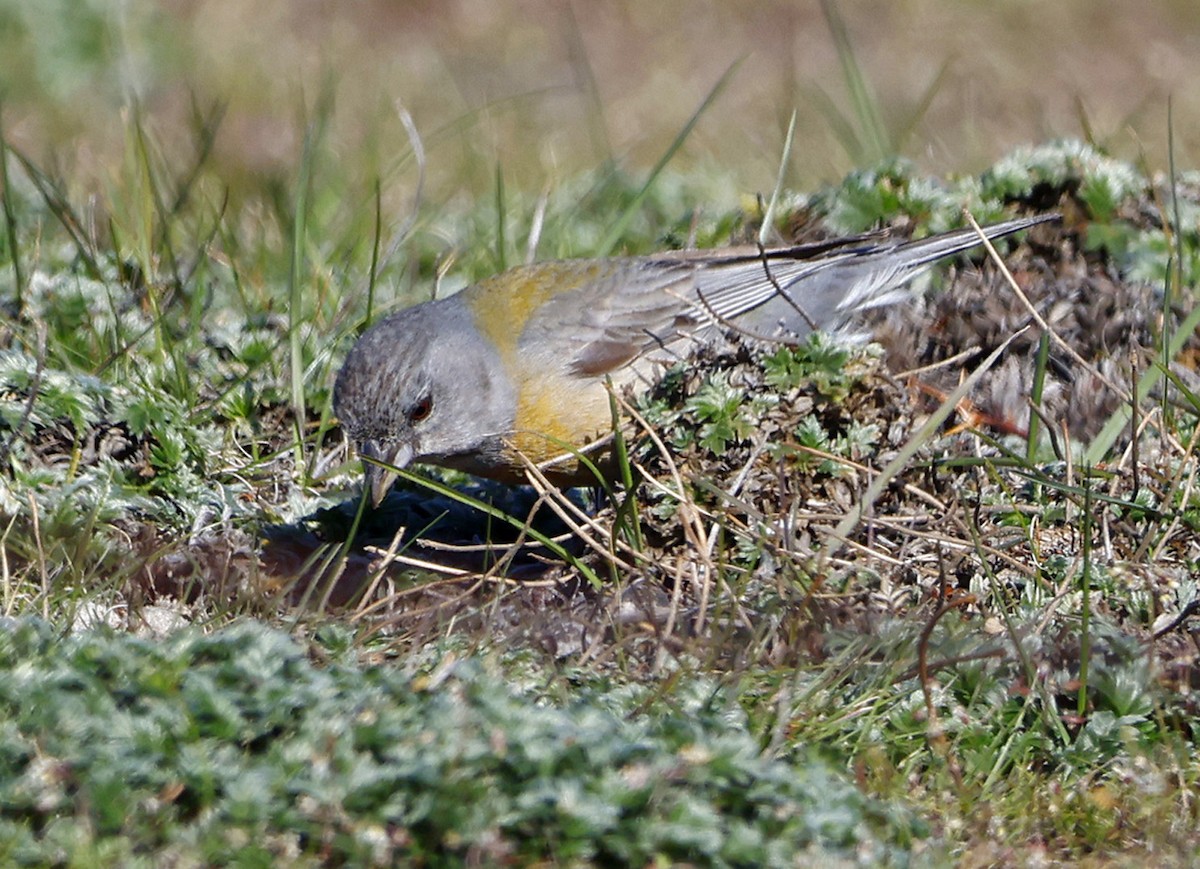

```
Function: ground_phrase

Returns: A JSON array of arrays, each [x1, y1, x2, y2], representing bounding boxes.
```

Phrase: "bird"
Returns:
[[335, 213, 1055, 505]]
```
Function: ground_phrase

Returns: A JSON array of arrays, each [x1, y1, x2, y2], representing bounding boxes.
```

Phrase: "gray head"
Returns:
[[334, 296, 517, 505]]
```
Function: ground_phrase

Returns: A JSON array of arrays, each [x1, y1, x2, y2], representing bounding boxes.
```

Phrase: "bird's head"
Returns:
[[333, 297, 517, 505]]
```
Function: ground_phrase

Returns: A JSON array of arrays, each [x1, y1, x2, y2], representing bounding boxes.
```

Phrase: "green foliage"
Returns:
[[642, 334, 877, 460], [688, 373, 755, 455], [783, 598, 1197, 861], [980, 141, 1145, 213], [0, 346, 242, 528], [0, 62, 1198, 864], [1102, 224, 1200, 289], [813, 158, 963, 234], [762, 335, 859, 399], [0, 621, 918, 865], [801, 139, 1200, 299]]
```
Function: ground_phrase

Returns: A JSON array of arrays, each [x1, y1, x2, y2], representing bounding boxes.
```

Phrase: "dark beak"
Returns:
[[359, 441, 411, 508]]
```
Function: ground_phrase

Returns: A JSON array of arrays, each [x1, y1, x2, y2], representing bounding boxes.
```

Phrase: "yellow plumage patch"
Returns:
[[463, 261, 617, 481], [466, 261, 608, 367], [510, 370, 611, 469]]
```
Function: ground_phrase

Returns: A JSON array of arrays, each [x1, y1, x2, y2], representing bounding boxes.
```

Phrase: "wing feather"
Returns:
[[515, 215, 1054, 381]]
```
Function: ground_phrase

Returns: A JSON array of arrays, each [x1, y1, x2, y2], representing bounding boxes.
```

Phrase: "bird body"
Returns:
[[335, 215, 1054, 504]]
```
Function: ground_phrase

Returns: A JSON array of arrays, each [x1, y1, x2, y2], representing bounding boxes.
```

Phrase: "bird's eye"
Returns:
[[408, 395, 433, 423]]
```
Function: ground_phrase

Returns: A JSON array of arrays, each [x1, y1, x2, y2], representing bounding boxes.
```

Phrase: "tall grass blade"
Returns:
[[560, 1, 613, 165], [8, 147, 101, 279], [1026, 331, 1050, 462], [169, 96, 226, 217], [365, 179, 382, 330], [1078, 468, 1092, 718], [893, 57, 952, 153], [387, 465, 603, 589], [494, 162, 507, 273], [808, 84, 869, 165], [289, 85, 334, 483], [820, 0, 890, 161], [759, 110, 797, 246], [596, 59, 741, 256], [0, 105, 25, 313], [127, 102, 183, 293], [1085, 275, 1200, 463], [1164, 97, 1183, 427]]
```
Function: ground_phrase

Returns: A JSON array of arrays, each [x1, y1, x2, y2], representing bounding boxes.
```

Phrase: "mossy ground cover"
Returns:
[[0, 621, 924, 866]]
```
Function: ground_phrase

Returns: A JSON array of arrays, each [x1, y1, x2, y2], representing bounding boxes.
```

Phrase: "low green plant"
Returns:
[[0, 621, 922, 865]]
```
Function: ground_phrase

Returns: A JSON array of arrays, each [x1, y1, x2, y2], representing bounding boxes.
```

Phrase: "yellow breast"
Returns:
[[510, 370, 613, 468], [464, 261, 620, 482]]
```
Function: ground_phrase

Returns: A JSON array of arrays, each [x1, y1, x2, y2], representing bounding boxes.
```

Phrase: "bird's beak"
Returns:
[[360, 440, 413, 508]]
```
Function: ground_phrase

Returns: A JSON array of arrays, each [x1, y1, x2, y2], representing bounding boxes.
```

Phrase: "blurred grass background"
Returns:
[[2, 0, 1198, 206]]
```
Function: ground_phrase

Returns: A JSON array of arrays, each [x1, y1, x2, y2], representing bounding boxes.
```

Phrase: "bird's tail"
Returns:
[[690, 213, 1057, 339], [826, 213, 1057, 317]]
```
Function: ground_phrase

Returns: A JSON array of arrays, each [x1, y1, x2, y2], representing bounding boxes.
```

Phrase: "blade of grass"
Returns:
[[124, 106, 195, 399], [1026, 331, 1050, 462], [375, 463, 603, 589], [1164, 97, 1183, 430], [365, 178, 382, 330], [169, 96, 226, 218], [607, 380, 643, 553], [758, 109, 797, 247], [1157, 363, 1200, 418], [0, 104, 25, 313], [1085, 297, 1200, 464], [309, 484, 374, 615], [808, 84, 868, 166], [494, 162, 507, 273], [8, 146, 101, 279], [290, 83, 334, 484], [939, 435, 1160, 518], [560, 0, 613, 166], [595, 59, 741, 256], [820, 0, 889, 161], [127, 101, 184, 293], [1078, 468, 1092, 719], [892, 56, 953, 154]]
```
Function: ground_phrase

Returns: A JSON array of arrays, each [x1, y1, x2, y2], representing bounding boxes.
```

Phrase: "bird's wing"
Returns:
[[516, 258, 699, 377], [679, 215, 1057, 333], [515, 243, 887, 378], [520, 214, 1055, 380]]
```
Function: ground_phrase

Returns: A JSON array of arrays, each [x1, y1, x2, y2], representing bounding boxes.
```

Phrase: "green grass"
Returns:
[[7, 106, 1200, 854], [1, 6, 1200, 864], [3, 108, 1200, 863]]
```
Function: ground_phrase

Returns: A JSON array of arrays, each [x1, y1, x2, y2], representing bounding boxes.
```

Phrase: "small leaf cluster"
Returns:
[[637, 333, 885, 473], [979, 141, 1145, 218]]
